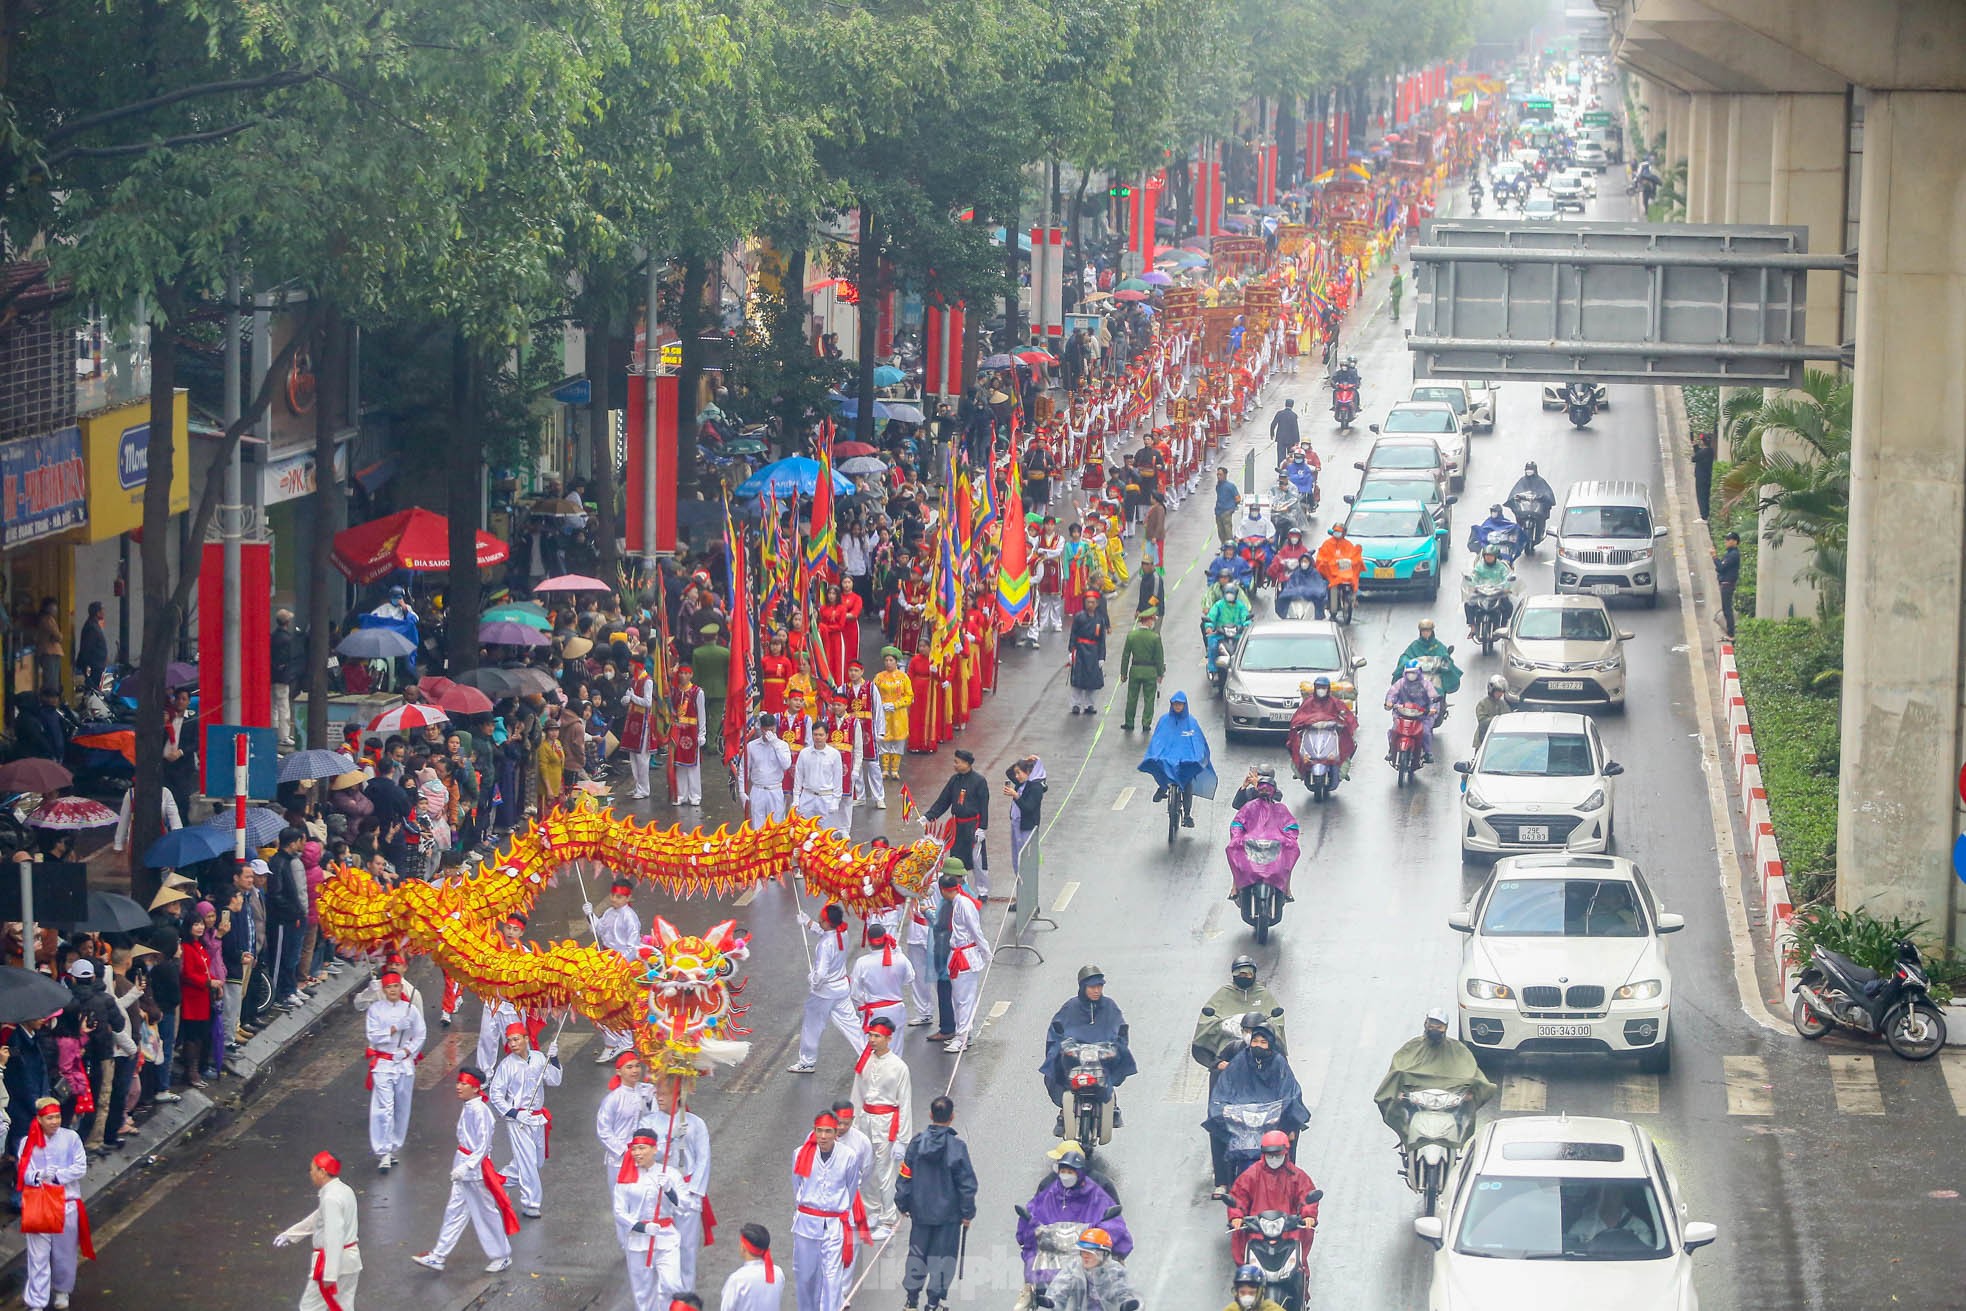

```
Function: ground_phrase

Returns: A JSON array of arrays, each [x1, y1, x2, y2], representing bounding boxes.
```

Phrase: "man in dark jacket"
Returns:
[[74, 601, 109, 694], [3, 1015, 53, 1155], [221, 863, 260, 1035], [269, 608, 300, 747], [1269, 399, 1301, 466], [896, 1095, 977, 1311], [364, 762, 413, 869], [64, 957, 124, 1144], [265, 827, 309, 1008], [922, 750, 990, 876]]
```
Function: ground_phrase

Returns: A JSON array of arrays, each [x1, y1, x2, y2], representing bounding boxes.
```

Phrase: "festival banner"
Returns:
[[994, 445, 1031, 632]]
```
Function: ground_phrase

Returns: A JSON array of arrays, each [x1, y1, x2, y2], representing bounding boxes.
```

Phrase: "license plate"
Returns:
[[1373, 566, 1396, 578], [1536, 1024, 1593, 1038], [1592, 583, 1619, 596], [1545, 680, 1584, 691], [1518, 824, 1550, 842]]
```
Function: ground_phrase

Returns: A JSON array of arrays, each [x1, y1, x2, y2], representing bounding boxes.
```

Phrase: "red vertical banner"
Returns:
[[877, 287, 894, 358], [624, 372, 680, 555], [198, 539, 272, 754], [1208, 151, 1224, 235]]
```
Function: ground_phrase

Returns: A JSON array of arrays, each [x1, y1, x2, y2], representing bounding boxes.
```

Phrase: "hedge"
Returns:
[[1732, 616, 1842, 903]]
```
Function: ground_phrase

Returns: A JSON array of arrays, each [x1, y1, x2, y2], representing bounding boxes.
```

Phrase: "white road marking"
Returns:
[[1828, 1053, 1885, 1115], [1940, 1053, 1966, 1116], [733, 885, 760, 907], [1722, 1055, 1774, 1115], [1612, 1072, 1661, 1115], [1052, 881, 1080, 913], [987, 1000, 1011, 1021], [1499, 1072, 1547, 1112], [1112, 786, 1135, 810]]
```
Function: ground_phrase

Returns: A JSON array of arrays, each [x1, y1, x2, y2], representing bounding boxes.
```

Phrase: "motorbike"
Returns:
[[1470, 521, 1525, 567], [1470, 189, 1483, 216], [1413, 649, 1456, 726], [1290, 720, 1346, 802], [1565, 380, 1597, 429], [1237, 535, 1276, 591], [1331, 381, 1360, 430], [1227, 801, 1301, 945], [1389, 703, 1431, 785], [1207, 624, 1244, 696], [1016, 1200, 1127, 1301], [1792, 937, 1948, 1059], [1218, 1191, 1324, 1311], [1462, 576, 1518, 655], [1508, 490, 1551, 547], [1399, 1088, 1475, 1216], [1322, 558, 1360, 625], [1059, 1038, 1124, 1148]]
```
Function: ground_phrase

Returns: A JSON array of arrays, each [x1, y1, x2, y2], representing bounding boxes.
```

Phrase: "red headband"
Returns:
[[504, 1023, 528, 1040], [628, 1131, 660, 1147], [312, 1151, 341, 1177], [379, 970, 403, 986], [741, 1233, 776, 1283], [457, 1071, 484, 1091]]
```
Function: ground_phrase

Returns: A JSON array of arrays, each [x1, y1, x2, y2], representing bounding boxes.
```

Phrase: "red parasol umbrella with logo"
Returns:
[[331, 508, 510, 585]]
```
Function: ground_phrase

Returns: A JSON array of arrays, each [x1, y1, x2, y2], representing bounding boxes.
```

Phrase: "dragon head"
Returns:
[[635, 917, 752, 1076]]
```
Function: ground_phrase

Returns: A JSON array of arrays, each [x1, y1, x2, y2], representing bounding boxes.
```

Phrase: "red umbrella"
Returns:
[[832, 441, 879, 458], [419, 678, 494, 715], [367, 703, 451, 734], [1113, 290, 1150, 302], [1015, 350, 1058, 366], [331, 508, 510, 586], [27, 798, 119, 831]]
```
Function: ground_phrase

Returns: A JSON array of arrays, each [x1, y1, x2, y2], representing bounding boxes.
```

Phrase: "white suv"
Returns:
[[1554, 480, 1666, 605], [1449, 853, 1680, 1072], [1456, 711, 1622, 858]]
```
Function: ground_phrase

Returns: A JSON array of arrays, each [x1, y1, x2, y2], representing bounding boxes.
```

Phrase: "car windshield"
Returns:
[[1368, 444, 1441, 470], [1515, 606, 1613, 642], [1237, 632, 1344, 674], [1563, 504, 1652, 538], [1411, 387, 1467, 414], [1526, 199, 1556, 215], [1346, 508, 1435, 539], [1455, 1176, 1670, 1261], [1480, 732, 1595, 777], [1480, 878, 1647, 937], [1357, 478, 1439, 507], [1382, 409, 1457, 434]]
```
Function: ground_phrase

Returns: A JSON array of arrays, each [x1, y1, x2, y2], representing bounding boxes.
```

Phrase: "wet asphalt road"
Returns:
[[68, 184, 1966, 1311]]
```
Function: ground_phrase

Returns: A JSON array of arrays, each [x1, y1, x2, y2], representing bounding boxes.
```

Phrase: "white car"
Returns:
[[1450, 853, 1680, 1071], [1546, 172, 1587, 213], [1522, 194, 1560, 221], [1370, 400, 1467, 490], [1464, 379, 1499, 433], [1415, 1116, 1716, 1311], [1456, 712, 1622, 859], [1409, 381, 1493, 437]]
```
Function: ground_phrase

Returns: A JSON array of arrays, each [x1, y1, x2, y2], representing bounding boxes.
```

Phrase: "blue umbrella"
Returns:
[[734, 457, 855, 501], [872, 365, 906, 386], [834, 397, 894, 423], [278, 749, 356, 784], [202, 806, 288, 847], [143, 824, 234, 869]]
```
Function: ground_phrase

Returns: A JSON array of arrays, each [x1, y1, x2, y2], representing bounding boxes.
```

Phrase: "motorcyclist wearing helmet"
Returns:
[[1041, 1226, 1138, 1311], [1385, 659, 1443, 764], [1204, 583, 1253, 667], [1510, 461, 1556, 513], [1223, 1267, 1287, 1311], [1463, 544, 1517, 636], [1267, 527, 1310, 587], [1041, 966, 1138, 1132], [1331, 354, 1362, 392], [1277, 554, 1329, 620], [1224, 1129, 1322, 1267], [1473, 673, 1515, 745], [1313, 523, 1362, 589], [1205, 1018, 1309, 1186], [1372, 1007, 1497, 1152], [1017, 1146, 1133, 1309], [1398, 619, 1463, 697], [1465, 502, 1520, 556], [1206, 542, 1255, 594], [1290, 676, 1359, 776], [1192, 956, 1289, 1074]]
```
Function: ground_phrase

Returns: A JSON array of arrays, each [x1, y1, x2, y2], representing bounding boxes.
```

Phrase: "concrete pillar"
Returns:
[[1684, 93, 1712, 221], [1836, 91, 1966, 946], [1665, 90, 1691, 192], [1702, 96, 1731, 224], [1755, 92, 1848, 619], [1723, 95, 1775, 224]]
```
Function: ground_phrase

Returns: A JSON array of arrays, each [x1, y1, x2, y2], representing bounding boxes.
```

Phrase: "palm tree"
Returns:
[[1718, 370, 1852, 611]]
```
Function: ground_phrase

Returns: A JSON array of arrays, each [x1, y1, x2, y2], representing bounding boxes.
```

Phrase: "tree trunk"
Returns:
[[778, 244, 810, 449], [586, 290, 619, 586], [1277, 95, 1298, 188], [678, 252, 710, 487], [854, 206, 878, 448], [304, 306, 345, 753], [128, 302, 181, 892], [1067, 168, 1091, 315], [445, 330, 484, 675], [1171, 145, 1192, 238]]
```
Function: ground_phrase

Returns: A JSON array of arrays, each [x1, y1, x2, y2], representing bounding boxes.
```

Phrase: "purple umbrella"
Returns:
[[1140, 270, 1173, 286], [165, 661, 199, 688], [478, 620, 551, 647]]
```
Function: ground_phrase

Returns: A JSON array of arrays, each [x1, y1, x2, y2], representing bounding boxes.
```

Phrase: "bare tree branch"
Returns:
[[45, 69, 313, 143], [47, 121, 260, 165]]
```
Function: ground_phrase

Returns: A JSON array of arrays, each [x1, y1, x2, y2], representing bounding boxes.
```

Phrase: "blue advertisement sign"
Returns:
[[0, 425, 87, 546], [116, 420, 152, 490]]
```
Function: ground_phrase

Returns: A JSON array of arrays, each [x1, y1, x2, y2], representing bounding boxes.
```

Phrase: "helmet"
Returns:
[[1404, 658, 1422, 673], [1256, 763, 1276, 780], [1313, 675, 1331, 690], [1481, 543, 1498, 556], [1054, 1147, 1087, 1171], [1488, 674, 1508, 692], [1077, 964, 1105, 986], [1418, 619, 1436, 632], [1490, 503, 1505, 516], [1077, 1228, 1114, 1254], [1524, 461, 1538, 475], [1231, 954, 1258, 974], [1233, 1265, 1266, 1290], [1260, 1129, 1291, 1151], [1329, 524, 1346, 537]]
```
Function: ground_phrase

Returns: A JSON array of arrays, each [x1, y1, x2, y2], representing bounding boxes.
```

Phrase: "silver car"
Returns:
[[1501, 594, 1632, 710], [1224, 617, 1367, 739], [1369, 401, 1468, 490]]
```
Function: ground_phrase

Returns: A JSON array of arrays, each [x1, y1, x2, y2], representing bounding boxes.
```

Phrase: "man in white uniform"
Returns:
[[414, 1068, 519, 1273], [792, 724, 848, 837], [643, 1074, 714, 1289], [720, 1222, 784, 1311], [487, 1024, 563, 1218], [850, 1017, 913, 1240], [789, 903, 865, 1074], [475, 913, 534, 1073], [585, 878, 643, 1061], [740, 714, 794, 828], [595, 1050, 654, 1182], [789, 1111, 869, 1311], [274, 1150, 364, 1311], [848, 924, 914, 1058], [18, 1098, 86, 1311], [361, 970, 425, 1172], [623, 655, 656, 800], [940, 868, 993, 1054], [613, 1130, 690, 1310], [905, 889, 940, 1028]]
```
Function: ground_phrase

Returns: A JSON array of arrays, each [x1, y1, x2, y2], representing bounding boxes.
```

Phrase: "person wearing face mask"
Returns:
[[1040, 1228, 1137, 1311], [1191, 958, 1288, 1075], [1039, 967, 1138, 1139], [1372, 1007, 1496, 1152], [1221, 1266, 1287, 1311], [1204, 1019, 1308, 1187], [1223, 1130, 1320, 1267], [1015, 1147, 1133, 1311]]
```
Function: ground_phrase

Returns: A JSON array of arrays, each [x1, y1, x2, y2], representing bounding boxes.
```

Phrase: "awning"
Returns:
[[354, 457, 398, 493]]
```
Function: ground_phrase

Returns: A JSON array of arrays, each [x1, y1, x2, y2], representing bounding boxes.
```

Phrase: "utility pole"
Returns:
[[643, 255, 660, 566], [221, 262, 243, 727]]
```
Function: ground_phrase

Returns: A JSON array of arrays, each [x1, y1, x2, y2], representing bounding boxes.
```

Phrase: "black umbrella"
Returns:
[[54, 891, 151, 934], [0, 966, 75, 1024], [455, 667, 527, 699]]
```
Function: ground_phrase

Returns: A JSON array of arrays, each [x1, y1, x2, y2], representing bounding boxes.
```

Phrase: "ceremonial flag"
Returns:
[[721, 493, 754, 767], [995, 444, 1031, 632], [805, 420, 840, 581], [929, 447, 962, 664]]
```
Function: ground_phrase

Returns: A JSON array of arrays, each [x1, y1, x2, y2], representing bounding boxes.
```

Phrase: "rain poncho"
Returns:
[[1397, 635, 1463, 695], [1191, 983, 1289, 1067], [1138, 696, 1218, 798], [1205, 1022, 1309, 1166], [1040, 989, 1139, 1091], [1044, 1254, 1137, 1311], [1372, 1034, 1497, 1140], [1016, 1174, 1134, 1284]]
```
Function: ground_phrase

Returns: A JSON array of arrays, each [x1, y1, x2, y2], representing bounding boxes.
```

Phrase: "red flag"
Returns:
[[722, 499, 754, 768]]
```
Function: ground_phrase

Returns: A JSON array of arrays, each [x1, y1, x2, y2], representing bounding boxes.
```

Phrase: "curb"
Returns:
[[1712, 637, 1801, 1001]]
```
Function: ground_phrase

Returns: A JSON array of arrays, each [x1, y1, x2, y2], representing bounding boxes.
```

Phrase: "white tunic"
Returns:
[[596, 1082, 655, 1171], [614, 1162, 689, 1254], [21, 1126, 85, 1196], [789, 1144, 867, 1238], [488, 1049, 563, 1121], [721, 1257, 785, 1311], [847, 951, 914, 1023], [850, 1050, 914, 1144], [363, 997, 426, 1074], [792, 744, 845, 814], [946, 889, 992, 973], [642, 1106, 713, 1204], [806, 924, 851, 999], [741, 736, 793, 795], [593, 903, 643, 958], [456, 1096, 497, 1169], [276, 1176, 364, 1284]]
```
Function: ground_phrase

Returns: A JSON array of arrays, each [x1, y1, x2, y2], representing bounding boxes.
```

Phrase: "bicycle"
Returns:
[[1166, 781, 1192, 844]]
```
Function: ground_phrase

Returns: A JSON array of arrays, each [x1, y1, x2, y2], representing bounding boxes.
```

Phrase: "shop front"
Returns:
[[0, 424, 89, 698]]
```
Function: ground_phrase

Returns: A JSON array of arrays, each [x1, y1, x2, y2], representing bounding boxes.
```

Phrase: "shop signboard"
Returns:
[[0, 425, 87, 547], [259, 437, 350, 506], [77, 393, 190, 541]]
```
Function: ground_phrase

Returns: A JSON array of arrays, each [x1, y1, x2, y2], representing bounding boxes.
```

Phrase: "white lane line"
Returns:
[[1940, 1053, 1966, 1115], [1052, 881, 1080, 914], [987, 1000, 1011, 1021], [733, 885, 760, 907], [1297, 1037, 1333, 1114], [1612, 1073, 1662, 1115], [1723, 1055, 1774, 1115], [1828, 1053, 1885, 1116], [1499, 1073, 1547, 1112], [1112, 786, 1135, 811]]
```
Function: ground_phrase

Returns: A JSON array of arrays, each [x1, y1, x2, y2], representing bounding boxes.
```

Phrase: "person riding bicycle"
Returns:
[[1139, 692, 1217, 829]]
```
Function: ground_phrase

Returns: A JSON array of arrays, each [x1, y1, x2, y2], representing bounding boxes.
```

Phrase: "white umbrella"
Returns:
[[839, 455, 888, 475]]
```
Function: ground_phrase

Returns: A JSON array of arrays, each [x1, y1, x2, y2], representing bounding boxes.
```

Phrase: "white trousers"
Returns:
[[503, 1117, 546, 1210], [906, 942, 936, 1022], [299, 1267, 360, 1311], [793, 1225, 850, 1311], [1069, 687, 1096, 712], [952, 970, 983, 1040], [369, 1065, 414, 1157], [855, 757, 884, 806], [673, 762, 702, 806], [799, 988, 865, 1065], [272, 683, 294, 747], [862, 1126, 901, 1227], [23, 1199, 77, 1308], [677, 1205, 706, 1289], [1037, 596, 1064, 633], [629, 750, 652, 798], [825, 800, 853, 838], [433, 1175, 512, 1262], [623, 1237, 683, 1310], [747, 786, 788, 828]]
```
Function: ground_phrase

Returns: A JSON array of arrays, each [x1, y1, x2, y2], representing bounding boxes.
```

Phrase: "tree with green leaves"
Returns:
[[1719, 371, 1852, 612]]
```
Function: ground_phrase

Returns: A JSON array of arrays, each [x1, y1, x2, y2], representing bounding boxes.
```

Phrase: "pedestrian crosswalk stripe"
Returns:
[[1112, 787, 1134, 811], [1723, 1055, 1774, 1115], [1828, 1054, 1885, 1115], [1499, 1073, 1547, 1112], [1612, 1073, 1661, 1115], [733, 885, 760, 907], [1940, 1053, 1966, 1116], [1052, 881, 1080, 913]]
